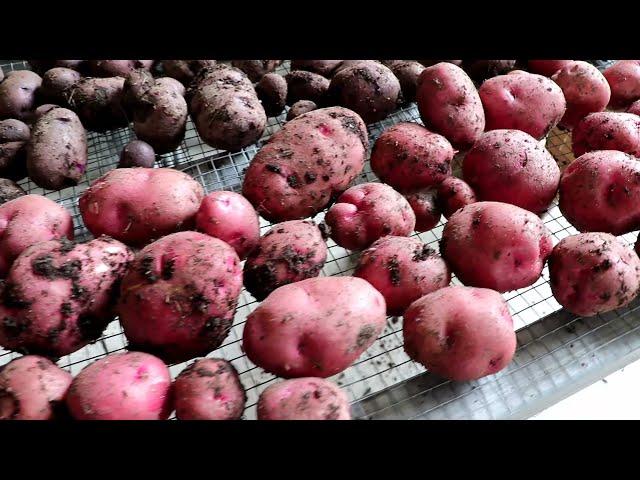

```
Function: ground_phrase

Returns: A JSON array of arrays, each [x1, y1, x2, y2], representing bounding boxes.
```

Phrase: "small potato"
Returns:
[[118, 140, 156, 168], [255, 73, 287, 117], [69, 77, 128, 131], [0, 355, 72, 420], [243, 276, 387, 378], [174, 358, 246, 420], [66, 351, 172, 420], [257, 378, 351, 420], [195, 190, 260, 259], [0, 179, 25, 205], [416, 62, 485, 150], [603, 60, 640, 109], [0, 70, 42, 121], [370, 122, 454, 192], [627, 99, 640, 116], [403, 286, 516, 381], [243, 220, 327, 301], [325, 183, 416, 251], [285, 70, 329, 105], [88, 60, 154, 77], [286, 100, 317, 120], [462, 129, 560, 213], [389, 61, 425, 102], [527, 60, 573, 77], [40, 67, 81, 106], [0, 119, 30, 143], [161, 60, 217, 85], [440, 201, 553, 292], [354, 236, 450, 315], [0, 141, 27, 181], [405, 189, 441, 232], [572, 112, 640, 158], [559, 150, 640, 235], [436, 176, 477, 219], [464, 60, 517, 81], [290, 60, 343, 78], [479, 72, 566, 139], [231, 60, 282, 82], [551, 61, 611, 129]]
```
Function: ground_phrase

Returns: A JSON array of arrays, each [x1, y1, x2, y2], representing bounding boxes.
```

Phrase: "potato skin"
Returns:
[[0, 141, 27, 181], [28, 60, 86, 75], [0, 194, 73, 276], [286, 100, 317, 120], [0, 355, 72, 420], [243, 276, 387, 378], [255, 73, 287, 117], [462, 129, 560, 213], [0, 119, 30, 143], [436, 177, 477, 219], [403, 286, 516, 381], [121, 68, 155, 114], [0, 70, 42, 121], [419, 60, 463, 68], [66, 351, 172, 420], [69, 77, 128, 131], [627, 99, 640, 116], [118, 140, 155, 168], [174, 358, 246, 420], [559, 150, 640, 235], [231, 60, 282, 82], [0, 236, 134, 357], [326, 182, 416, 251], [390, 61, 425, 103], [416, 62, 485, 150], [242, 106, 368, 222], [464, 60, 517, 81], [405, 189, 441, 232], [26, 107, 87, 190], [572, 112, 640, 158], [243, 220, 327, 301], [88, 60, 154, 77], [257, 378, 351, 420], [161, 60, 217, 85], [285, 70, 329, 105], [0, 179, 25, 205], [354, 236, 450, 315], [290, 60, 343, 78], [549, 233, 640, 317], [603, 60, 640, 109], [440, 201, 553, 292], [370, 122, 453, 192], [40, 67, 81, 106], [79, 168, 204, 247], [118, 231, 243, 363], [527, 60, 573, 77]]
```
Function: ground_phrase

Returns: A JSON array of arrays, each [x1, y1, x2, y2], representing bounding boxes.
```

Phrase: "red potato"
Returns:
[[354, 236, 450, 315], [571, 112, 640, 158], [257, 378, 351, 420], [79, 168, 204, 247], [66, 351, 172, 420], [286, 100, 317, 120], [440, 201, 553, 292], [479, 72, 566, 139], [243, 220, 327, 301], [0, 194, 73, 276], [118, 231, 243, 363], [559, 150, 640, 235], [325, 182, 416, 251], [416, 62, 485, 150], [174, 358, 246, 420], [462, 129, 560, 213], [195, 190, 260, 260], [551, 61, 611, 129], [370, 122, 454, 193], [242, 106, 368, 222], [403, 286, 516, 381], [627, 99, 640, 116], [603, 60, 640, 109], [290, 60, 343, 78], [0, 70, 42, 121], [0, 355, 72, 420], [527, 60, 573, 77], [88, 60, 154, 77], [435, 176, 477, 219], [243, 276, 387, 378], [405, 189, 441, 232]]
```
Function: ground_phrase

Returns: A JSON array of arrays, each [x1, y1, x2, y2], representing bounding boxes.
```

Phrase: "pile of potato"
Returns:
[[1, 58, 640, 421]]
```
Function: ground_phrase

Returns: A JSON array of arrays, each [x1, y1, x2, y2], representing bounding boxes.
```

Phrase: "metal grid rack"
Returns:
[[0, 59, 633, 420]]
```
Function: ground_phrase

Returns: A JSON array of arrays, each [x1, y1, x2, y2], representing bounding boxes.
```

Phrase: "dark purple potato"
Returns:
[[118, 140, 156, 168], [255, 73, 287, 117]]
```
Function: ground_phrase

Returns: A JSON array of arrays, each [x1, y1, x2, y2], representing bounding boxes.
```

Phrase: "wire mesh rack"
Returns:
[[0, 59, 632, 420]]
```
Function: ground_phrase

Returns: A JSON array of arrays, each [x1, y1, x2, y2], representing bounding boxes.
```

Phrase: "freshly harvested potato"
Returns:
[[231, 60, 282, 82], [354, 236, 450, 315], [161, 60, 217, 85], [0, 70, 42, 121], [40, 67, 81, 106], [559, 150, 640, 235], [243, 106, 367, 222], [243, 276, 387, 378], [416, 62, 485, 150], [325, 182, 416, 251], [26, 107, 87, 190], [68, 77, 128, 131], [118, 140, 155, 168], [34, 104, 59, 119], [527, 60, 573, 77], [80, 167, 204, 247], [285, 70, 329, 105], [462, 129, 560, 213], [121, 68, 155, 114], [0, 141, 27, 181], [286, 100, 317, 120], [0, 179, 25, 205], [174, 358, 246, 420], [88, 60, 154, 77], [332, 60, 369, 75], [479, 71, 566, 139], [389, 61, 425, 102], [464, 60, 517, 81], [627, 99, 640, 116], [549, 232, 640, 316], [0, 236, 134, 357], [370, 122, 453, 192], [405, 188, 441, 232], [603, 60, 640, 108], [436, 176, 477, 219], [0, 355, 72, 420], [403, 286, 516, 381], [257, 378, 351, 420], [255, 73, 287, 117], [440, 201, 553, 292], [118, 231, 243, 363], [572, 112, 640, 158], [0, 119, 30, 143], [243, 220, 327, 301], [155, 77, 185, 97], [290, 60, 343, 78]]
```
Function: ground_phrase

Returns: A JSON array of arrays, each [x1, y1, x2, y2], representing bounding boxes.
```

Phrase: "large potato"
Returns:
[[571, 112, 640, 158], [603, 60, 640, 108], [69, 77, 128, 131], [0, 70, 42, 121], [242, 106, 368, 222], [243, 276, 387, 378]]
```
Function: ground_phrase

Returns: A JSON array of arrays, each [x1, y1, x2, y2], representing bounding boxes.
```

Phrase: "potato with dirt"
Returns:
[[257, 378, 351, 420], [290, 60, 343, 78], [174, 358, 246, 420], [40, 67, 81, 106], [527, 60, 573, 77], [0, 70, 42, 121], [627, 99, 640, 116], [161, 60, 217, 85], [243, 220, 327, 301], [28, 60, 86, 75], [464, 60, 517, 81], [0, 236, 134, 357], [79, 167, 204, 247], [440, 201, 553, 292], [405, 189, 441, 232], [549, 232, 640, 317], [571, 112, 640, 158], [231, 60, 283, 82], [603, 60, 640, 108], [286, 100, 317, 120], [118, 231, 243, 363], [88, 60, 154, 77], [255, 73, 287, 117], [285, 70, 329, 105], [0, 119, 30, 143], [118, 140, 156, 168], [68, 76, 128, 131], [403, 285, 516, 381], [0, 141, 27, 181], [354, 236, 450, 315], [435, 176, 477, 219], [0, 355, 72, 420], [242, 106, 368, 222], [0, 179, 25, 204], [389, 61, 425, 103], [243, 276, 387, 378], [419, 60, 463, 68]]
